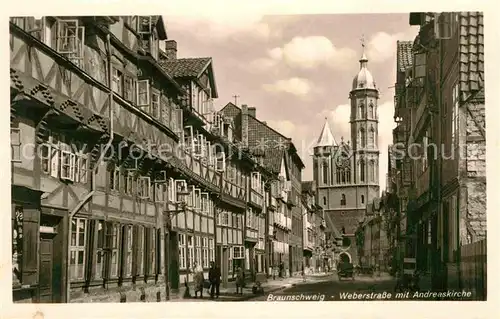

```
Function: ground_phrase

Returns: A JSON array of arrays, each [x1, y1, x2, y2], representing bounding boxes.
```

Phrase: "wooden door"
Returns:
[[38, 234, 55, 303], [168, 232, 179, 290]]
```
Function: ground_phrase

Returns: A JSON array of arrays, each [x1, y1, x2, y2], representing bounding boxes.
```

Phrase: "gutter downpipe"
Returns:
[[65, 31, 114, 303]]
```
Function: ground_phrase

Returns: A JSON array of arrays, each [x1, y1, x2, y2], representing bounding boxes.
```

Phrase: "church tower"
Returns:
[[313, 41, 380, 266]]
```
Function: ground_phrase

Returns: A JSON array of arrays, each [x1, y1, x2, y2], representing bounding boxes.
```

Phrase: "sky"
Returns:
[[163, 13, 419, 192]]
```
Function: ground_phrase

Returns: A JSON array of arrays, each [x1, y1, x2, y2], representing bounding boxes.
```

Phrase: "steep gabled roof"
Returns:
[[159, 57, 218, 98], [396, 40, 413, 72], [160, 57, 211, 78], [220, 102, 305, 174]]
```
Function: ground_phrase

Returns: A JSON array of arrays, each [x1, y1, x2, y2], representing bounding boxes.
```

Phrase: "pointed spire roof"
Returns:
[[315, 117, 337, 147]]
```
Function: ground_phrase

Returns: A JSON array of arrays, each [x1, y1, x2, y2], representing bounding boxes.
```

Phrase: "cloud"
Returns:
[[164, 12, 281, 42], [366, 29, 418, 63], [252, 36, 356, 71], [263, 77, 313, 96]]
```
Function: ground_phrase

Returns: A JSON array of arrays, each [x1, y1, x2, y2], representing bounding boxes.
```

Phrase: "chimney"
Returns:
[[164, 40, 177, 60], [241, 104, 249, 148], [248, 107, 256, 118], [262, 121, 267, 126]]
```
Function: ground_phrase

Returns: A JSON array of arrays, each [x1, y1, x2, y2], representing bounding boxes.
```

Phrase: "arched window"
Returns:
[[323, 196, 327, 206], [369, 102, 375, 119], [360, 129, 366, 148], [322, 160, 328, 185], [369, 126, 375, 147], [336, 167, 342, 184], [361, 195, 365, 204], [346, 167, 351, 183], [340, 194, 346, 206], [359, 103, 365, 119], [359, 159, 365, 182], [370, 160, 376, 182]]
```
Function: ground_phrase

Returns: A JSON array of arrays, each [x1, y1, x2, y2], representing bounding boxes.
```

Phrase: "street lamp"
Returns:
[[164, 182, 190, 300]]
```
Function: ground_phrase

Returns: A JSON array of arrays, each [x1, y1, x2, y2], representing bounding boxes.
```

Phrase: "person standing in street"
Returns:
[[235, 267, 245, 295], [208, 261, 221, 299], [193, 262, 204, 299]]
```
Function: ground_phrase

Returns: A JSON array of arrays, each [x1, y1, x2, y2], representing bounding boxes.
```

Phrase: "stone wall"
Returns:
[[465, 100, 486, 241]]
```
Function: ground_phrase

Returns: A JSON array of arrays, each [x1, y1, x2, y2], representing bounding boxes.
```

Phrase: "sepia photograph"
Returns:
[[8, 8, 487, 308]]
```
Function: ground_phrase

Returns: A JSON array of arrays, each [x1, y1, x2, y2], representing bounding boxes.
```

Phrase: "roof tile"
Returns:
[[159, 57, 211, 78]]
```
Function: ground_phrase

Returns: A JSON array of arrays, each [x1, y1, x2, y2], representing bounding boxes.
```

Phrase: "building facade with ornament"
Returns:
[[312, 45, 381, 267]]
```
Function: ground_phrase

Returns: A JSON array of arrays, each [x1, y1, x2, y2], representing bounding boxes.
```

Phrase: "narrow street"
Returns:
[[250, 274, 397, 301]]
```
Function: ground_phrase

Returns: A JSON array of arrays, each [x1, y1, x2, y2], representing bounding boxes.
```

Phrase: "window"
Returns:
[[40, 133, 87, 182], [369, 127, 375, 147], [179, 234, 186, 269], [340, 194, 346, 206], [216, 151, 226, 172], [11, 128, 21, 162], [41, 132, 60, 178], [123, 75, 136, 103], [209, 238, 215, 262], [194, 189, 201, 211], [151, 91, 160, 118], [370, 160, 376, 182], [187, 235, 194, 270], [55, 19, 85, 67], [138, 16, 153, 35], [161, 97, 171, 127], [361, 195, 365, 204], [359, 159, 366, 182], [202, 238, 209, 268], [110, 166, 120, 191], [95, 221, 105, 280], [124, 171, 135, 195], [149, 228, 156, 275], [70, 218, 87, 281], [110, 224, 120, 278], [195, 236, 202, 267], [125, 225, 133, 277], [232, 246, 245, 259], [323, 196, 326, 206], [451, 83, 460, 147], [359, 103, 365, 119], [137, 80, 150, 109], [111, 67, 123, 94], [322, 161, 328, 185], [369, 102, 375, 119], [360, 129, 366, 148], [137, 176, 151, 199], [137, 226, 145, 276]]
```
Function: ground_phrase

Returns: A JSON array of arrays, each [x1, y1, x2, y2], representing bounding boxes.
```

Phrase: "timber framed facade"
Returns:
[[9, 15, 263, 303]]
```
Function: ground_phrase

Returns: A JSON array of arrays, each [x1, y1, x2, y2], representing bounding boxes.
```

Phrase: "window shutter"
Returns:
[[102, 222, 111, 280], [144, 227, 151, 277], [85, 219, 96, 282], [132, 225, 139, 276], [21, 208, 40, 286], [155, 228, 161, 274], [119, 224, 128, 279]]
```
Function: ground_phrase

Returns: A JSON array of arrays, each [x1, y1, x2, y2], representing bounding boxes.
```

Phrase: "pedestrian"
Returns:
[[208, 261, 221, 299], [235, 267, 245, 295], [279, 262, 284, 278], [301, 264, 306, 282], [193, 262, 204, 299]]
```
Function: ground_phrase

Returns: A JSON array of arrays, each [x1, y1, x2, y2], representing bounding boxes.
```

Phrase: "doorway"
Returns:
[[168, 231, 180, 290], [38, 232, 56, 303]]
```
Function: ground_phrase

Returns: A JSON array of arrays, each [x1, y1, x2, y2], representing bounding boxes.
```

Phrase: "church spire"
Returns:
[[359, 34, 368, 69], [315, 117, 337, 147]]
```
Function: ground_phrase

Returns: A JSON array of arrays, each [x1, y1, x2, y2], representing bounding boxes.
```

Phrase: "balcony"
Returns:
[[249, 188, 264, 209], [245, 228, 258, 242], [413, 92, 431, 140], [273, 212, 288, 229], [267, 194, 277, 210], [221, 179, 246, 209]]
